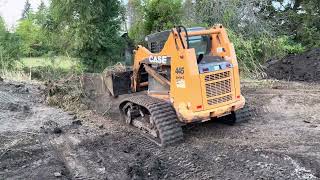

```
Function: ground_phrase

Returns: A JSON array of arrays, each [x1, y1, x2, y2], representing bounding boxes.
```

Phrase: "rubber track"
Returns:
[[234, 104, 253, 123], [119, 95, 183, 147]]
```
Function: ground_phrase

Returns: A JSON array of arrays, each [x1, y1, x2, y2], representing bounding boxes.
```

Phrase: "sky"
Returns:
[[0, 0, 289, 29], [0, 0, 49, 29], [0, 0, 129, 29]]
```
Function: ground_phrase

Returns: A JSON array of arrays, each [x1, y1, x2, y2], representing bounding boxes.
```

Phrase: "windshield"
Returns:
[[188, 35, 211, 57]]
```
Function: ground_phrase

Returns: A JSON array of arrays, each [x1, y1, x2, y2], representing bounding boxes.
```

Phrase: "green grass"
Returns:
[[21, 56, 80, 70], [2, 56, 84, 81]]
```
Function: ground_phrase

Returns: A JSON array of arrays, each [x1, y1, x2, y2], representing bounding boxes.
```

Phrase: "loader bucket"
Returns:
[[103, 70, 132, 97]]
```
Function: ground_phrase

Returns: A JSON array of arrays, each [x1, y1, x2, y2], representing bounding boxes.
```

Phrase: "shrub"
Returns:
[[228, 30, 305, 77], [0, 17, 21, 70]]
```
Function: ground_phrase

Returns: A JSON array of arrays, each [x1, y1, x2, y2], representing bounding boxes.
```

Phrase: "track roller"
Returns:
[[119, 95, 183, 147]]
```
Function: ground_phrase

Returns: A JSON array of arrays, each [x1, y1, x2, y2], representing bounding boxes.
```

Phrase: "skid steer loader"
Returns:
[[104, 25, 251, 147]]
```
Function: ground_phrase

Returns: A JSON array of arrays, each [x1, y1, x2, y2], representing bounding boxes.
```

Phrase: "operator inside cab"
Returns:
[[186, 27, 231, 74]]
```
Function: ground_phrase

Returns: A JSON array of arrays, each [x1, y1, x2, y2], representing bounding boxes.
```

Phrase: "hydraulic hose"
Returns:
[[175, 25, 189, 49]]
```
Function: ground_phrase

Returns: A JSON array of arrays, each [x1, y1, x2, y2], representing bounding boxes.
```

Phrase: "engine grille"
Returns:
[[205, 79, 231, 97], [205, 71, 230, 81], [205, 71, 232, 106], [207, 94, 232, 106]]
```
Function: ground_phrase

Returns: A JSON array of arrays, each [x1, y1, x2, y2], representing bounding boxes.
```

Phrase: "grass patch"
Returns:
[[1, 56, 84, 81], [21, 56, 80, 70]]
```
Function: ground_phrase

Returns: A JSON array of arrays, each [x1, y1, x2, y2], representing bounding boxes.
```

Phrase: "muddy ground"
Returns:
[[0, 78, 320, 180]]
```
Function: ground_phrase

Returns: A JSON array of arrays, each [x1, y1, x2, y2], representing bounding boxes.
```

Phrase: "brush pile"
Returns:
[[102, 62, 128, 76], [44, 75, 88, 112]]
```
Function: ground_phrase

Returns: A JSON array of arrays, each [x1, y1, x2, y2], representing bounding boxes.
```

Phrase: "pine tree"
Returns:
[[38, 1, 46, 12], [36, 0, 47, 25], [21, 0, 31, 19]]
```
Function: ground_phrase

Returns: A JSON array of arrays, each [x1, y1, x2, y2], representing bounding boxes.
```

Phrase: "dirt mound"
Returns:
[[265, 48, 320, 82]]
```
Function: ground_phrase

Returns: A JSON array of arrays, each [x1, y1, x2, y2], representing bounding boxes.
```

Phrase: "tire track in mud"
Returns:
[[132, 134, 319, 180], [48, 133, 101, 180], [133, 136, 215, 179], [73, 128, 216, 180]]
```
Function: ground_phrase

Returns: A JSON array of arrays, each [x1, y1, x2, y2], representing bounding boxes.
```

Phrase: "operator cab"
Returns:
[[186, 27, 211, 63], [187, 27, 233, 74], [145, 26, 233, 75]]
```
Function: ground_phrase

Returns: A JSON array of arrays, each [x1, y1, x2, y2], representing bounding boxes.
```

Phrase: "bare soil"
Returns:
[[0, 78, 320, 180], [265, 48, 320, 82]]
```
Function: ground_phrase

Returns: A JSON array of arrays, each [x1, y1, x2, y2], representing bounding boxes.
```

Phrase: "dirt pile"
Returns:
[[265, 48, 320, 82]]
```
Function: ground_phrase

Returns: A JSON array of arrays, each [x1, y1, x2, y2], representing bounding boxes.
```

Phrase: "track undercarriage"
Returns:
[[119, 95, 184, 147], [119, 95, 254, 147]]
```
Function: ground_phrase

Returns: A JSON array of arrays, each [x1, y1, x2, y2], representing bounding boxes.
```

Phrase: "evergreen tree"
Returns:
[[21, 0, 32, 19], [38, 0, 46, 12], [35, 0, 48, 26]]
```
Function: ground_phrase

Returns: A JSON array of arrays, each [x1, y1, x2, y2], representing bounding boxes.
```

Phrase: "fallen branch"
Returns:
[[21, 131, 39, 135], [0, 148, 32, 160], [0, 149, 9, 159]]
